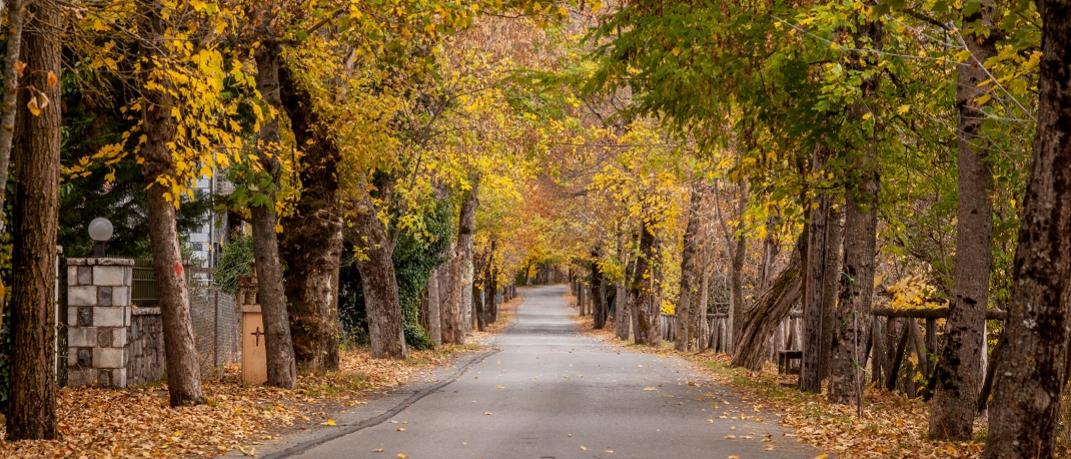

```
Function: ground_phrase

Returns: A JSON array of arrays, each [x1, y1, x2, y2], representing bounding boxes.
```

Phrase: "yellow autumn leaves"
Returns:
[[22, 64, 58, 117], [62, 1, 260, 206]]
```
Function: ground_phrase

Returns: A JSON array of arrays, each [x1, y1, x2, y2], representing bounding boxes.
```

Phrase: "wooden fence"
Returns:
[[579, 284, 1008, 401], [659, 310, 804, 355], [871, 307, 1006, 398]]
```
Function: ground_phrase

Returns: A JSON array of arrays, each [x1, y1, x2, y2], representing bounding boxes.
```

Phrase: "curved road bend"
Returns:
[[283, 285, 815, 458]]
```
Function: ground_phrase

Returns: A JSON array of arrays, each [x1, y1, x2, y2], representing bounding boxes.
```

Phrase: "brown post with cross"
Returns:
[[240, 275, 267, 385]]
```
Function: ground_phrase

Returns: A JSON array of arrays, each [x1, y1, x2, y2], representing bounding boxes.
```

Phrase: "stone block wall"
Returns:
[[127, 308, 165, 385], [65, 257, 242, 388], [66, 258, 134, 387]]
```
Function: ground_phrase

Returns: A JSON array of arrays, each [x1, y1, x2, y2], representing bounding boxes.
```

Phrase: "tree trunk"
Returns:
[[473, 250, 487, 332], [647, 231, 664, 346], [800, 187, 842, 393], [6, 1, 59, 437], [676, 184, 707, 351], [249, 194, 298, 384], [630, 222, 655, 345], [597, 280, 608, 328], [696, 271, 711, 350], [615, 280, 629, 340], [821, 207, 842, 381], [352, 186, 406, 359], [424, 266, 443, 345], [484, 275, 494, 327], [984, 2, 1071, 456], [729, 186, 748, 351], [614, 224, 632, 340], [440, 256, 462, 344], [277, 57, 343, 373], [592, 253, 607, 329], [443, 184, 478, 344], [357, 249, 405, 358], [758, 215, 780, 290], [732, 237, 804, 370], [486, 242, 497, 324], [0, 0, 26, 215], [461, 188, 478, 333], [828, 19, 882, 407], [929, 2, 998, 440], [582, 282, 591, 314], [138, 2, 204, 407], [251, 41, 296, 388], [473, 279, 486, 332], [490, 266, 499, 323], [827, 166, 880, 405]]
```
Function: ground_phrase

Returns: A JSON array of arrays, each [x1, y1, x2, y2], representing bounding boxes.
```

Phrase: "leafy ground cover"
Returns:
[[0, 297, 521, 458], [566, 305, 1049, 459]]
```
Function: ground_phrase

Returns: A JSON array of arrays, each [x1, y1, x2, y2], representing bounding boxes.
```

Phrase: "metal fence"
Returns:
[[129, 260, 241, 372], [132, 259, 158, 306], [189, 279, 240, 372]]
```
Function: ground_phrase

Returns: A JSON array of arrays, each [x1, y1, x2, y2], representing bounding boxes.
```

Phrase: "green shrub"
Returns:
[[213, 235, 254, 295], [338, 198, 453, 350]]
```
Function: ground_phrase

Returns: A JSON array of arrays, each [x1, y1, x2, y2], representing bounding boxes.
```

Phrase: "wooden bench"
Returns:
[[777, 350, 802, 375]]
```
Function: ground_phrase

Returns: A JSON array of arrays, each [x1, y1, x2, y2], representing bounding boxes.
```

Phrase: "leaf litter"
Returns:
[[0, 298, 527, 458]]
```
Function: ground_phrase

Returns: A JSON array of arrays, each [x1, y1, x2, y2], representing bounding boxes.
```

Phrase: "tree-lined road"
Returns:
[[278, 285, 813, 458]]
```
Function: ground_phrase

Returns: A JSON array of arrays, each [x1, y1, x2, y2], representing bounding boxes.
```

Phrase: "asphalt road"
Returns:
[[280, 285, 814, 459]]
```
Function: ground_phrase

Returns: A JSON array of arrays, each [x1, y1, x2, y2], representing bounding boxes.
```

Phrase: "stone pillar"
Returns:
[[66, 258, 133, 387]]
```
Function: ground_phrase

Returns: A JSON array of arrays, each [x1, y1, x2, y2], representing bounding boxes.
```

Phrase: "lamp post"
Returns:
[[88, 217, 113, 257]]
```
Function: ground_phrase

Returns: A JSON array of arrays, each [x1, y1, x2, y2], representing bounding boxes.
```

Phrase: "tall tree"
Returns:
[[461, 185, 479, 333], [486, 239, 498, 325], [614, 224, 631, 340], [713, 173, 748, 354], [675, 183, 707, 351], [828, 19, 883, 407], [473, 270, 486, 332], [137, 0, 205, 407], [277, 56, 344, 372], [800, 180, 842, 393], [443, 184, 479, 344], [728, 180, 748, 350], [591, 250, 607, 330], [250, 39, 298, 387], [351, 183, 407, 359], [424, 265, 443, 346], [984, 0, 1071, 455], [6, 0, 61, 439], [629, 221, 657, 345], [929, 1, 999, 439]]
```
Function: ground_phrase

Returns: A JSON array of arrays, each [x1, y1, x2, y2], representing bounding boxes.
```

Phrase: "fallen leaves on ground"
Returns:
[[687, 354, 992, 458], [566, 303, 1025, 459], [0, 297, 526, 458], [0, 308, 519, 459]]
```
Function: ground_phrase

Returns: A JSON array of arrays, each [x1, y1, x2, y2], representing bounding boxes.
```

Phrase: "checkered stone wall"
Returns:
[[65, 258, 134, 387]]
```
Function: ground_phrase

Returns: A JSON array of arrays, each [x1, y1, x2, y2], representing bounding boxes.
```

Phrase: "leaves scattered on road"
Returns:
[[0, 344, 482, 458]]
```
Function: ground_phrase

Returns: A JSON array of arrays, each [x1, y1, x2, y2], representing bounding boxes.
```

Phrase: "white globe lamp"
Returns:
[[88, 217, 114, 257]]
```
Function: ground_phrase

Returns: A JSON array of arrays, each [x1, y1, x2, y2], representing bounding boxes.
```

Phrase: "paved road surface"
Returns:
[[275, 285, 814, 459]]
